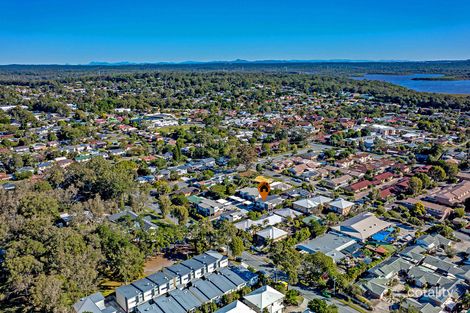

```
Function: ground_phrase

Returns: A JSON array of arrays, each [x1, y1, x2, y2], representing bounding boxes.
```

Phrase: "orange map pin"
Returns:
[[258, 181, 270, 201]]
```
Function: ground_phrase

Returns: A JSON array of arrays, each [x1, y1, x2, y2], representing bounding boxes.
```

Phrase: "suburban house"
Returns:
[[196, 197, 222, 217], [73, 292, 116, 313], [368, 256, 413, 279], [324, 174, 353, 190], [361, 277, 389, 299], [327, 198, 355, 215], [215, 300, 256, 313], [108, 210, 158, 231], [255, 226, 288, 245], [330, 212, 392, 242], [415, 234, 452, 251], [243, 285, 285, 313], [433, 181, 470, 206], [192, 253, 219, 274], [297, 233, 357, 263], [238, 187, 260, 202], [255, 195, 285, 211], [293, 196, 332, 213], [347, 180, 373, 193], [399, 198, 453, 221]]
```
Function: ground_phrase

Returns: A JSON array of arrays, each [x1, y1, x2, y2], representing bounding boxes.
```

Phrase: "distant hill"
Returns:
[[0, 59, 469, 81]]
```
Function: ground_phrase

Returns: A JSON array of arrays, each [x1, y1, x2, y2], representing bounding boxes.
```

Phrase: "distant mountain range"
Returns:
[[86, 59, 425, 66]]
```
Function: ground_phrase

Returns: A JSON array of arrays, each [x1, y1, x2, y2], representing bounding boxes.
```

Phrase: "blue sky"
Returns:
[[1, 0, 470, 64]]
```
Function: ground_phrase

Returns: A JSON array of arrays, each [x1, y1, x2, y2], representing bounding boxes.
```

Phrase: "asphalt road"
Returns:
[[240, 252, 359, 313], [239, 251, 288, 282]]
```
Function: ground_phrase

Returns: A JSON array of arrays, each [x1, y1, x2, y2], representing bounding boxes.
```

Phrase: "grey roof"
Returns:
[[193, 253, 218, 266], [169, 289, 203, 311], [214, 300, 256, 313], [108, 210, 138, 222], [409, 266, 456, 288], [101, 307, 117, 313], [218, 267, 247, 286], [329, 198, 354, 209], [369, 257, 413, 278], [147, 271, 173, 286], [73, 298, 102, 313], [204, 250, 227, 263], [399, 245, 426, 263], [192, 278, 224, 300], [87, 292, 105, 304], [297, 233, 356, 260], [361, 278, 388, 297], [238, 187, 259, 197], [417, 234, 452, 249], [331, 212, 391, 241], [132, 278, 156, 293], [136, 302, 165, 313], [166, 263, 193, 277], [401, 298, 441, 313], [188, 286, 210, 303], [181, 258, 205, 272], [154, 296, 186, 313], [116, 284, 141, 299], [108, 210, 157, 231], [206, 273, 237, 293], [422, 255, 464, 275]]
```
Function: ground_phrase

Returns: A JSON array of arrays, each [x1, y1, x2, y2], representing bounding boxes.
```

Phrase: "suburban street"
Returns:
[[239, 252, 361, 313]]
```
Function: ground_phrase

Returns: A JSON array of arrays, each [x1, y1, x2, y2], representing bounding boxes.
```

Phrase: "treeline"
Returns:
[[1, 72, 469, 112], [1, 60, 470, 81], [0, 158, 183, 312]]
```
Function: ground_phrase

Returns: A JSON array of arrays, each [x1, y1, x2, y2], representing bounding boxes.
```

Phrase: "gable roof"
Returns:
[[256, 226, 288, 241], [369, 256, 413, 278], [329, 198, 354, 209], [244, 285, 285, 309], [73, 298, 103, 313], [215, 300, 256, 313]]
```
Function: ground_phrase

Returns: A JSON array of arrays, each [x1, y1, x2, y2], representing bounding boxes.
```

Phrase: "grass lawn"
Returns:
[[99, 280, 124, 297], [381, 244, 396, 254]]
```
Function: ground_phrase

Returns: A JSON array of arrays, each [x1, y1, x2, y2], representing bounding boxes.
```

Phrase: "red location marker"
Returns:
[[258, 181, 271, 201]]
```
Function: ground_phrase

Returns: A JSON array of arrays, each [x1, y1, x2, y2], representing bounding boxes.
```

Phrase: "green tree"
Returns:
[[310, 220, 327, 237], [455, 207, 465, 218], [408, 176, 423, 195], [153, 180, 171, 196], [172, 205, 189, 225], [429, 165, 446, 181], [412, 202, 426, 217], [302, 252, 339, 286], [230, 237, 245, 257], [308, 299, 338, 313], [158, 195, 172, 218]]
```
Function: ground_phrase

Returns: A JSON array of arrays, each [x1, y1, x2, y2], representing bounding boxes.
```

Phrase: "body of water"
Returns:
[[352, 73, 470, 95]]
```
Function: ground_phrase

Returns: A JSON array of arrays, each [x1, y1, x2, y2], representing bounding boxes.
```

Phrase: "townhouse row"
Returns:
[[116, 250, 229, 312]]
